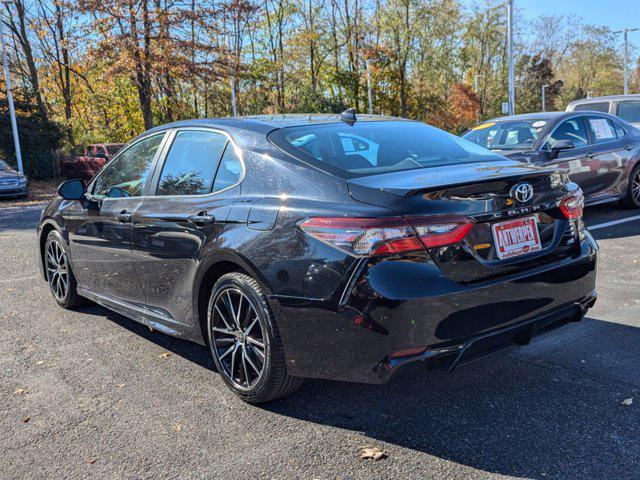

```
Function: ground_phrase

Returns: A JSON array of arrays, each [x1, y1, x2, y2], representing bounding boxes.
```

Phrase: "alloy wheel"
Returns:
[[210, 288, 267, 390], [46, 240, 69, 302], [633, 169, 640, 205]]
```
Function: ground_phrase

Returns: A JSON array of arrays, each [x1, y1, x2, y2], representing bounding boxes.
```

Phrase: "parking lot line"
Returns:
[[588, 214, 640, 231]]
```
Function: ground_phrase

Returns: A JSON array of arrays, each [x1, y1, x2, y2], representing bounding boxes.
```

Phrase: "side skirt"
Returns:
[[77, 287, 205, 345]]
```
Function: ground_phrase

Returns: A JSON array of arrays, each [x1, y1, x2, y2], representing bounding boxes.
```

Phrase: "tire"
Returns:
[[621, 163, 640, 208], [44, 230, 84, 308], [206, 272, 303, 403]]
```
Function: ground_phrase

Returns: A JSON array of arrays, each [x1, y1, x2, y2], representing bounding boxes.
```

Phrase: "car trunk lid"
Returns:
[[347, 160, 579, 283]]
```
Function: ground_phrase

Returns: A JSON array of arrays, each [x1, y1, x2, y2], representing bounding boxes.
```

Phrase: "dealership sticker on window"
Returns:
[[532, 121, 547, 128], [589, 118, 614, 140], [472, 122, 496, 131]]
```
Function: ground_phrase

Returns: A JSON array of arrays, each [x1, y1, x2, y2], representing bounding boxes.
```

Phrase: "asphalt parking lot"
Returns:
[[1, 203, 639, 480]]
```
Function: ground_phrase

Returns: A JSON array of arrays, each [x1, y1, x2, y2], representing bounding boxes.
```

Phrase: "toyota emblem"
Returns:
[[510, 182, 534, 203]]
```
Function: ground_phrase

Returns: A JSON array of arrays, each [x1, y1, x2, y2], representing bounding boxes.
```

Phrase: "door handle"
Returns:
[[188, 211, 215, 226], [117, 210, 132, 223], [586, 152, 595, 159]]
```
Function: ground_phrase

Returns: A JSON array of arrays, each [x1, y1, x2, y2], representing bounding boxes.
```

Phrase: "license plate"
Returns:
[[491, 215, 542, 260]]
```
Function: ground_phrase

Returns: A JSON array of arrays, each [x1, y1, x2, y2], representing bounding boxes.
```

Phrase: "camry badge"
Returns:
[[510, 182, 534, 203]]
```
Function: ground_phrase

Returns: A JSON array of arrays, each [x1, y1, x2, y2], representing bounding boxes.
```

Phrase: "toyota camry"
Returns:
[[37, 112, 598, 403]]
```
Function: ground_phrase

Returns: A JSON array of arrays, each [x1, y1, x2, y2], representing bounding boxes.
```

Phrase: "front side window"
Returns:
[[212, 144, 243, 192], [574, 102, 610, 113], [463, 120, 547, 150], [586, 116, 617, 144], [272, 121, 504, 177], [617, 101, 640, 123], [157, 130, 228, 196], [545, 119, 589, 149], [92, 134, 165, 198]]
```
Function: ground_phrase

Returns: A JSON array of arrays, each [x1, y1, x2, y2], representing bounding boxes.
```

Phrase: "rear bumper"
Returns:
[[271, 233, 598, 384]]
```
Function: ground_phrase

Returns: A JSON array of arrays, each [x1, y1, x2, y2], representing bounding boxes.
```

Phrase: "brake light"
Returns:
[[560, 189, 584, 220], [299, 216, 472, 257]]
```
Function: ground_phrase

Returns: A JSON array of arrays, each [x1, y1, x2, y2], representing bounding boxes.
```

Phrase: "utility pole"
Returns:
[[507, 0, 515, 115], [0, 0, 24, 174], [541, 84, 548, 112], [613, 28, 638, 95], [366, 60, 372, 115]]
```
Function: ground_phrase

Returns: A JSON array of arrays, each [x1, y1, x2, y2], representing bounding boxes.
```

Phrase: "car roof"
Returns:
[[482, 111, 568, 123], [143, 114, 409, 136], [567, 94, 640, 105]]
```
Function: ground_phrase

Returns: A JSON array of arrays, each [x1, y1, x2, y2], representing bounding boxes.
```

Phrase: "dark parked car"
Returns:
[[463, 111, 640, 208], [37, 114, 598, 403], [566, 94, 640, 127], [0, 159, 29, 198]]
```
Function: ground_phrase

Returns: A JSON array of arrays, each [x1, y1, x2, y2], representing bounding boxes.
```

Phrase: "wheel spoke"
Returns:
[[246, 336, 264, 349], [218, 343, 235, 361], [242, 348, 250, 386], [244, 347, 261, 374], [225, 291, 241, 329], [249, 343, 265, 363], [245, 317, 259, 335], [211, 327, 235, 336], [230, 343, 239, 381], [214, 304, 234, 331]]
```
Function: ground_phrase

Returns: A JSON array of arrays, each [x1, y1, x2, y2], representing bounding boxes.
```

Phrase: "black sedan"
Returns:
[[37, 113, 598, 402], [463, 111, 640, 208]]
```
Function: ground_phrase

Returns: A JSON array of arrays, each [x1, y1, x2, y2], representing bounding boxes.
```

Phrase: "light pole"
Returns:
[[366, 59, 373, 114], [507, 0, 515, 115], [474, 74, 484, 94], [541, 84, 549, 112], [613, 28, 638, 95], [0, 0, 23, 174]]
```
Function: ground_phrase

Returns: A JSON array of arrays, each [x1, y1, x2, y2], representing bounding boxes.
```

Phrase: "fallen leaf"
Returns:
[[172, 422, 182, 432], [87, 458, 97, 465], [115, 383, 126, 388], [159, 352, 172, 358], [360, 447, 388, 460], [35, 360, 44, 366], [14, 388, 28, 395], [621, 397, 633, 406], [21, 416, 30, 423]]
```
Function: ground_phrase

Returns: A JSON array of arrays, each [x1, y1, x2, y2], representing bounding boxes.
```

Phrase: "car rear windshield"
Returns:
[[462, 119, 549, 150], [0, 160, 12, 171], [269, 121, 503, 177]]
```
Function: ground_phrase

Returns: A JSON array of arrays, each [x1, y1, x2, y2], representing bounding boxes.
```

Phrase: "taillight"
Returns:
[[299, 216, 472, 257], [410, 217, 474, 249], [560, 189, 584, 220]]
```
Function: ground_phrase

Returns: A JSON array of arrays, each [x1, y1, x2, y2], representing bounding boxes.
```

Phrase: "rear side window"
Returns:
[[617, 101, 640, 123], [213, 144, 243, 192], [586, 116, 618, 144], [157, 130, 227, 196], [270, 121, 504, 177], [574, 102, 610, 113]]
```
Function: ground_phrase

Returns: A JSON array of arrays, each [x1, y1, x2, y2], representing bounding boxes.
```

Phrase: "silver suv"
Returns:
[[566, 95, 640, 127]]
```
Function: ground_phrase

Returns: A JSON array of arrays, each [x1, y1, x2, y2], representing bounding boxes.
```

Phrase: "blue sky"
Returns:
[[519, 0, 638, 31]]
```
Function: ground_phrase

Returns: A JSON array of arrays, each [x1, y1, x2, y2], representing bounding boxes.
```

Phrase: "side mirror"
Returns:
[[58, 179, 86, 200], [549, 140, 575, 159]]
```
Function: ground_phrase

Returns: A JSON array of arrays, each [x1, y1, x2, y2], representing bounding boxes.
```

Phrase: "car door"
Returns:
[[581, 115, 631, 199], [540, 117, 599, 195], [131, 128, 244, 328], [63, 132, 167, 306]]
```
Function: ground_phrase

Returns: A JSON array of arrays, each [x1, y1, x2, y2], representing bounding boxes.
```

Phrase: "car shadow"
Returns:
[[77, 303, 640, 479]]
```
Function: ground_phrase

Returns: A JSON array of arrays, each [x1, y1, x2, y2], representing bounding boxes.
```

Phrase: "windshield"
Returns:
[[269, 121, 504, 177], [463, 120, 549, 150], [0, 160, 13, 172]]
